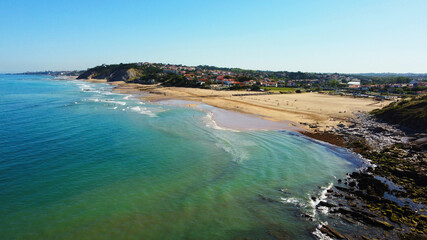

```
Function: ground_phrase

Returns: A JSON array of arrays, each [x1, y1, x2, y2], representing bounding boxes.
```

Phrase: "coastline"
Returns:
[[68, 78, 426, 238], [311, 113, 427, 240], [77, 78, 394, 146], [4, 74, 386, 240], [102, 80, 390, 132]]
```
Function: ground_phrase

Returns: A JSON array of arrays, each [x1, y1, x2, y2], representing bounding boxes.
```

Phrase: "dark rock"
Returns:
[[301, 213, 312, 220], [350, 172, 390, 196], [331, 208, 394, 230], [371, 126, 387, 133], [342, 216, 357, 224], [319, 225, 345, 239], [344, 195, 355, 200], [392, 168, 427, 186], [398, 232, 427, 240], [278, 188, 290, 194], [335, 186, 350, 192], [317, 201, 337, 208], [342, 234, 356, 240]]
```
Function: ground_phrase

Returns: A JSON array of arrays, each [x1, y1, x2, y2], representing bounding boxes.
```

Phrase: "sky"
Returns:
[[0, 0, 426, 73]]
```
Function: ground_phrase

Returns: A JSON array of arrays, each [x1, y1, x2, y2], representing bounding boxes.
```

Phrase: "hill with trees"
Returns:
[[77, 63, 198, 87]]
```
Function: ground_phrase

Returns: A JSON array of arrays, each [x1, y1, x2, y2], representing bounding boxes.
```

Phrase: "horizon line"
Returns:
[[1, 61, 427, 75]]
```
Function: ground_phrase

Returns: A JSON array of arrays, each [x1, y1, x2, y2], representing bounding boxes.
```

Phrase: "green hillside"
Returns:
[[371, 95, 427, 133], [77, 63, 197, 87]]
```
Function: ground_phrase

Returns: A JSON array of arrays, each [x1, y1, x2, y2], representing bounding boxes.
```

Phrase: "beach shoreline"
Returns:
[[75, 78, 394, 146], [64, 77, 427, 239], [99, 80, 390, 131]]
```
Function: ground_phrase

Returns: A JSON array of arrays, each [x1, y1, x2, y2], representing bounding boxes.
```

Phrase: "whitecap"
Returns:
[[129, 106, 157, 117], [204, 112, 239, 132], [280, 183, 334, 218], [308, 183, 334, 217], [211, 131, 250, 163], [88, 98, 100, 102], [281, 197, 303, 205], [312, 227, 334, 240], [100, 100, 127, 106]]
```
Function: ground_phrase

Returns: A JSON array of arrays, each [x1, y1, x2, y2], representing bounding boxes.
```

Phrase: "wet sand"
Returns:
[[76, 80, 391, 132], [159, 99, 300, 131], [110, 82, 390, 131]]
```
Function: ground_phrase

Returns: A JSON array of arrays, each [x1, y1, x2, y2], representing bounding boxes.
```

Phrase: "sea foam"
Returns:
[[129, 106, 157, 117]]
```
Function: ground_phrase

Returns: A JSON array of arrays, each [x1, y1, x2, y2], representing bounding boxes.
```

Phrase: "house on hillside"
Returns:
[[261, 81, 278, 87], [348, 81, 361, 88]]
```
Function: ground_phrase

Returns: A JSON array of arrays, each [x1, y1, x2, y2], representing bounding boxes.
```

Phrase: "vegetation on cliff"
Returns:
[[371, 95, 427, 133], [77, 63, 198, 87]]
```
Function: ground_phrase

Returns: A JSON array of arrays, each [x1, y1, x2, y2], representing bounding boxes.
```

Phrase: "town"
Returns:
[[125, 62, 427, 98], [22, 62, 427, 98]]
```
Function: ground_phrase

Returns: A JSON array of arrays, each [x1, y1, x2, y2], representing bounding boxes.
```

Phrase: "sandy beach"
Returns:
[[103, 81, 392, 131]]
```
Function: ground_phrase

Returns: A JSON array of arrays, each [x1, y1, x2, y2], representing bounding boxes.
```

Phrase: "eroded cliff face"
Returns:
[[109, 68, 141, 82], [77, 67, 141, 82], [76, 70, 98, 79]]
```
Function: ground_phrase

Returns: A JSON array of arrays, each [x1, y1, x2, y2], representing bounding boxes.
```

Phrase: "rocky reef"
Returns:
[[308, 112, 426, 240]]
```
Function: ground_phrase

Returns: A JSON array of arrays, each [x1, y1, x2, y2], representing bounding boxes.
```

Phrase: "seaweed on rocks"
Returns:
[[311, 112, 426, 239]]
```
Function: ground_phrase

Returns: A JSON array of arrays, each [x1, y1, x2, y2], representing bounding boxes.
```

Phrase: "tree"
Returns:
[[250, 84, 260, 91]]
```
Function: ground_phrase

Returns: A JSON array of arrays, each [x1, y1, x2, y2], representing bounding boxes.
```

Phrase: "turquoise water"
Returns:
[[0, 75, 363, 239]]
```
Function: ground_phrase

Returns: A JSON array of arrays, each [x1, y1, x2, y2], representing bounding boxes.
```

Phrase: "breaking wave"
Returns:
[[129, 106, 157, 117]]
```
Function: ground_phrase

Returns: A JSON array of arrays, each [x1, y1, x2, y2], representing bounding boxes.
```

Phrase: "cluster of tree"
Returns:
[[197, 65, 319, 80], [285, 71, 317, 80], [160, 73, 198, 87], [78, 63, 163, 80], [78, 63, 201, 88], [361, 76, 413, 85]]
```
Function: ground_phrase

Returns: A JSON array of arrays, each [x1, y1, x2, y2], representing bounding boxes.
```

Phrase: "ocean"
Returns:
[[0, 75, 365, 239]]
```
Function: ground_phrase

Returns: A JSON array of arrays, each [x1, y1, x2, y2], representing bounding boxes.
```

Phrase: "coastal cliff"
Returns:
[[77, 64, 159, 82], [77, 63, 196, 87]]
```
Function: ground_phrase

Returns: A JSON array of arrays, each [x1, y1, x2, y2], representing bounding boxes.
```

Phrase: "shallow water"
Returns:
[[0, 75, 365, 239]]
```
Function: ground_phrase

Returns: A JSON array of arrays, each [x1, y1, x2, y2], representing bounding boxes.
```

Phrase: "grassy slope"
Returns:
[[371, 95, 427, 133], [261, 87, 295, 92]]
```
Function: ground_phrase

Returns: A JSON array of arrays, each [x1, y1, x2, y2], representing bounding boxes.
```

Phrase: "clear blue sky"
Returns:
[[1, 0, 426, 73]]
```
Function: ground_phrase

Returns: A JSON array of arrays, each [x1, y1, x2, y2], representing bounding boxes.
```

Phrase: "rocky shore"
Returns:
[[303, 113, 426, 240]]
